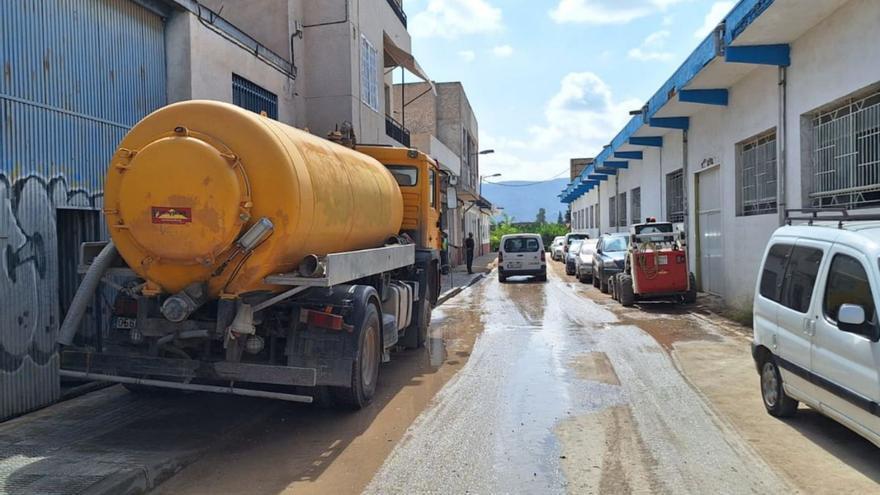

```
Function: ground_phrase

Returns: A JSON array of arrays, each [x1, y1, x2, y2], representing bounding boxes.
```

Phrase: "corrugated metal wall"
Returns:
[[0, 0, 166, 420]]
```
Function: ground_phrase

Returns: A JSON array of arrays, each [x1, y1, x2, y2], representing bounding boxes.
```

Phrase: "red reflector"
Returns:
[[303, 309, 344, 331], [540, 251, 546, 261]]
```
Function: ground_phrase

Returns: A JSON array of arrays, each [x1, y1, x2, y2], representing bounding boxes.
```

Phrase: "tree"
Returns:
[[556, 211, 563, 224], [536, 208, 546, 224]]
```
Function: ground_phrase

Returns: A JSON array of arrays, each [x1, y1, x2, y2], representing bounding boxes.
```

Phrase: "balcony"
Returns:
[[386, 0, 407, 27], [385, 115, 411, 147]]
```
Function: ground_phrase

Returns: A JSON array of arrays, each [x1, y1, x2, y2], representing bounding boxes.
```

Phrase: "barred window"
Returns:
[[666, 169, 684, 223], [360, 36, 379, 111], [590, 205, 594, 229], [609, 196, 617, 228], [232, 74, 278, 119], [618, 192, 627, 228], [738, 131, 777, 216], [631, 187, 641, 224], [810, 90, 880, 209]]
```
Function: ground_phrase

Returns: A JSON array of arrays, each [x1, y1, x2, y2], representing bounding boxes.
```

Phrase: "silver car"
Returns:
[[575, 238, 599, 283], [565, 239, 583, 276]]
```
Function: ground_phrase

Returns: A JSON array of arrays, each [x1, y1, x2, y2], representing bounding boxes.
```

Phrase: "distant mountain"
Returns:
[[480, 178, 569, 223]]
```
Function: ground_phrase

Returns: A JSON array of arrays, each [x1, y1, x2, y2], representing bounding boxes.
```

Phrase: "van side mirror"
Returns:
[[837, 304, 878, 340]]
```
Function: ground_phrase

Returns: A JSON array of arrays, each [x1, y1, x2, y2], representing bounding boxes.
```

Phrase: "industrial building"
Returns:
[[0, 0, 427, 420], [561, 0, 880, 310]]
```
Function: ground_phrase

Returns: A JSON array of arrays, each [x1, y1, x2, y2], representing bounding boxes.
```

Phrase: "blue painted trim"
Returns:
[[725, 44, 790, 67], [649, 117, 690, 130], [132, 0, 172, 16], [588, 174, 609, 181], [629, 137, 663, 147], [595, 167, 617, 175], [603, 161, 629, 169], [724, 0, 776, 45], [614, 151, 643, 160], [679, 89, 729, 106]]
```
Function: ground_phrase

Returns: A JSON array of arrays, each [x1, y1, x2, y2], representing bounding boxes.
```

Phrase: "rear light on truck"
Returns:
[[300, 309, 349, 332]]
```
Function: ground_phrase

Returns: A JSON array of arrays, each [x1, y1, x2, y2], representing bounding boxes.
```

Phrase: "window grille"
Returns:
[[810, 90, 880, 209], [738, 131, 777, 216], [360, 36, 379, 111], [618, 192, 627, 228], [609, 196, 617, 228], [631, 187, 641, 224], [666, 169, 684, 223], [232, 74, 278, 119]]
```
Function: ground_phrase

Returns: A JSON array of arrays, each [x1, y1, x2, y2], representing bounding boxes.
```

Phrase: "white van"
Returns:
[[752, 213, 880, 447], [498, 234, 546, 283]]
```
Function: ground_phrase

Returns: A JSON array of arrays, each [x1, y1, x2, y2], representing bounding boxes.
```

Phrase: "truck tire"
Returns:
[[333, 303, 381, 409], [618, 274, 635, 307], [760, 358, 798, 418], [401, 297, 430, 349], [683, 272, 698, 304]]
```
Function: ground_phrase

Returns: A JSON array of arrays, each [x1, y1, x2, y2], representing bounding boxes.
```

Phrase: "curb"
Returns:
[[437, 270, 491, 306]]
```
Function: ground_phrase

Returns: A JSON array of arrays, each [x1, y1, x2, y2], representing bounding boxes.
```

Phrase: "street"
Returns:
[[8, 260, 878, 494]]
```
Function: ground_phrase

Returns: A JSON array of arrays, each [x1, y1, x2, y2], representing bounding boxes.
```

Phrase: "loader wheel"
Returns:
[[333, 304, 381, 409], [618, 274, 635, 307], [683, 272, 697, 304]]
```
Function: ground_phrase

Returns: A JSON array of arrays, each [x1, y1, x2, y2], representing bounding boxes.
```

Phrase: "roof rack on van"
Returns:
[[786, 208, 880, 229]]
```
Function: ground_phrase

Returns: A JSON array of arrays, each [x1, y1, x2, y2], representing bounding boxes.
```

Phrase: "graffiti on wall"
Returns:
[[0, 172, 102, 409]]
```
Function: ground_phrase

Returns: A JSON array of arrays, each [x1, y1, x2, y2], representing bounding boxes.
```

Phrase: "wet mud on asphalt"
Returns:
[[365, 263, 790, 494]]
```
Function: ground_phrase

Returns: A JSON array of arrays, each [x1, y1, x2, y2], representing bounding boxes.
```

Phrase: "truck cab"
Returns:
[[357, 145, 442, 251]]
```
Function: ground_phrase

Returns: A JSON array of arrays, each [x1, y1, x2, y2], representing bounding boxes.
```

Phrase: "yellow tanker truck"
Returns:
[[57, 100, 445, 409]]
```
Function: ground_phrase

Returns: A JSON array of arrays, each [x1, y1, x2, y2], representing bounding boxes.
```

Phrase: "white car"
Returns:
[[498, 234, 547, 283], [550, 236, 566, 261], [752, 216, 880, 447], [575, 238, 599, 283], [565, 239, 583, 276]]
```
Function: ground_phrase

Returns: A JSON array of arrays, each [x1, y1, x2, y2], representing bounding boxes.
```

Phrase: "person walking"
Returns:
[[465, 232, 475, 274]]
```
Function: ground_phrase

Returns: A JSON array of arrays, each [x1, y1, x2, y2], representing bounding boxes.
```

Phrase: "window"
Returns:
[[779, 246, 823, 313], [666, 169, 684, 223], [429, 169, 436, 208], [824, 254, 876, 336], [810, 90, 880, 209], [603, 236, 628, 252], [618, 192, 627, 228], [360, 36, 379, 111], [760, 243, 793, 302], [738, 131, 777, 216], [232, 74, 278, 119], [504, 237, 540, 252], [386, 165, 418, 186], [609, 196, 617, 228], [631, 187, 641, 224]]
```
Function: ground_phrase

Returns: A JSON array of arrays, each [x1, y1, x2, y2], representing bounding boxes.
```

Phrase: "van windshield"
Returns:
[[504, 237, 540, 252]]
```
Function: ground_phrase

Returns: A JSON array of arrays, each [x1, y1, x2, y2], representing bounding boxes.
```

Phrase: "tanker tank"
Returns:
[[103, 100, 404, 297]]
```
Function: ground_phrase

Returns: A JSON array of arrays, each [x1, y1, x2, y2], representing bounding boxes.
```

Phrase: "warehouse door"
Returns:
[[697, 167, 723, 295], [0, 0, 167, 420]]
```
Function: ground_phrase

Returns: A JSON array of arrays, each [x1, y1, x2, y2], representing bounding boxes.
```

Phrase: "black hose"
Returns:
[[57, 241, 118, 346]]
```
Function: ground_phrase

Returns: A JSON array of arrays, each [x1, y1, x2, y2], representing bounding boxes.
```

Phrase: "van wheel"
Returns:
[[683, 272, 697, 304], [760, 359, 798, 418], [592, 271, 600, 288], [499, 273, 507, 283], [333, 304, 380, 409]]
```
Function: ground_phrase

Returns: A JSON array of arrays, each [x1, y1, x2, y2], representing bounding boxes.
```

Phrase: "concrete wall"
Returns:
[[567, 0, 880, 311]]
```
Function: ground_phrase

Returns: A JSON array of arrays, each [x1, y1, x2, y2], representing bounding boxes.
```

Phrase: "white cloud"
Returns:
[[491, 44, 514, 57], [627, 30, 674, 62], [549, 0, 690, 25], [479, 72, 641, 181], [458, 50, 476, 62], [694, 1, 735, 39], [411, 0, 503, 39]]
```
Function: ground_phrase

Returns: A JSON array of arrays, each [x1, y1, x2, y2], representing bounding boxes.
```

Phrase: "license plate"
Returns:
[[115, 317, 136, 330], [657, 255, 668, 265], [508, 262, 522, 269]]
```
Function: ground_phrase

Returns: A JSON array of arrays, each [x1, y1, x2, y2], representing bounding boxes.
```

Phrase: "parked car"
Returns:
[[550, 236, 566, 261], [752, 216, 880, 447], [565, 239, 584, 276], [563, 233, 589, 257], [592, 233, 629, 293], [498, 234, 547, 283], [575, 238, 599, 283]]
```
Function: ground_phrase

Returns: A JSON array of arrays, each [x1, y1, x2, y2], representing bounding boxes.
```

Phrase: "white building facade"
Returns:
[[562, 0, 880, 310]]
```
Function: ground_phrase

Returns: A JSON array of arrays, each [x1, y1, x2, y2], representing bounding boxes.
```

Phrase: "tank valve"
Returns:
[[298, 254, 325, 278], [237, 217, 274, 252], [161, 282, 209, 322]]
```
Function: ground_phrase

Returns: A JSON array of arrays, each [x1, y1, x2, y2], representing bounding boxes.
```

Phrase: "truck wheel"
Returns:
[[402, 297, 430, 349], [618, 275, 635, 307], [333, 304, 381, 409], [683, 272, 698, 304], [760, 359, 798, 418]]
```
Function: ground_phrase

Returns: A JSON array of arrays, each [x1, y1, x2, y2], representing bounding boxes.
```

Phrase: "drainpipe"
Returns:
[[597, 183, 601, 234], [777, 66, 788, 225], [615, 174, 620, 233], [658, 148, 664, 221], [682, 129, 689, 231]]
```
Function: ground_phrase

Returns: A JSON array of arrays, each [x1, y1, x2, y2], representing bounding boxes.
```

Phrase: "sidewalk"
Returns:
[[438, 253, 496, 304]]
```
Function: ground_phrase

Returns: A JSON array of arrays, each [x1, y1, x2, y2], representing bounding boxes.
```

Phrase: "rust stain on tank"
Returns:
[[202, 176, 212, 187], [196, 206, 222, 233]]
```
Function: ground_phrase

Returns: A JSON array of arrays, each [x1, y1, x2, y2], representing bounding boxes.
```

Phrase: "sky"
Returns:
[[404, 0, 738, 182]]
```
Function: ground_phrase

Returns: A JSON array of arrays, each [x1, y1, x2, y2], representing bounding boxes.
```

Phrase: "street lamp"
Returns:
[[478, 149, 495, 155], [479, 173, 501, 195]]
